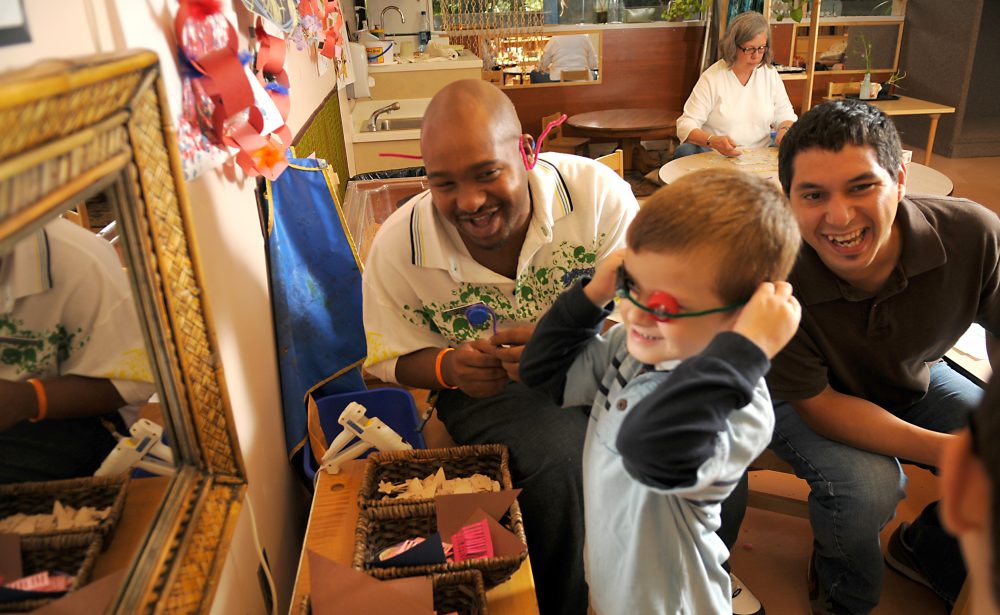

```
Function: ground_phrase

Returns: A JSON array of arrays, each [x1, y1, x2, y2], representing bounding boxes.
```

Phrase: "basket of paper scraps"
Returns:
[[353, 486, 528, 588], [0, 475, 129, 541], [0, 532, 104, 612], [357, 445, 513, 509], [302, 552, 488, 614]]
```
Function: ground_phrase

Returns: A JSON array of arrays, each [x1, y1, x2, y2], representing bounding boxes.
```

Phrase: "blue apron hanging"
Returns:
[[264, 154, 366, 462]]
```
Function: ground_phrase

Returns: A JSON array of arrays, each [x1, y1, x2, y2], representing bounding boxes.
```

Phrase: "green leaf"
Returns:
[[790, 6, 802, 21]]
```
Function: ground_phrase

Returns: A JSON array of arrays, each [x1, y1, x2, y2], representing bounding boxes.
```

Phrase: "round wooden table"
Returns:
[[905, 162, 954, 196], [566, 108, 678, 171], [658, 147, 780, 186]]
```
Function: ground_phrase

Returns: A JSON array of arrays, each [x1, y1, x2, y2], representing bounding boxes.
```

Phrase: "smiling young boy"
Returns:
[[519, 168, 801, 613]]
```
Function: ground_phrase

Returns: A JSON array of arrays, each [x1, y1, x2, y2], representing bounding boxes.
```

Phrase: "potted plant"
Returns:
[[662, 0, 706, 21], [882, 70, 906, 97], [772, 0, 808, 22], [857, 34, 877, 99], [595, 0, 608, 23]]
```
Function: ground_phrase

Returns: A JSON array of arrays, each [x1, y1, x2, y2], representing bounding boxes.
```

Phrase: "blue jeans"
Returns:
[[529, 70, 554, 84], [770, 361, 981, 614], [0, 413, 124, 483], [671, 143, 712, 160]]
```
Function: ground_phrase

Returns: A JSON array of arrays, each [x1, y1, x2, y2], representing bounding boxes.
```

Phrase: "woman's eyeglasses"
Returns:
[[738, 44, 768, 56]]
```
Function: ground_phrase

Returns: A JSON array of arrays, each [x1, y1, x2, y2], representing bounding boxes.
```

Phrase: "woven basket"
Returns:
[[0, 533, 104, 612], [0, 475, 129, 541], [358, 445, 513, 509], [353, 501, 527, 588], [433, 570, 489, 615]]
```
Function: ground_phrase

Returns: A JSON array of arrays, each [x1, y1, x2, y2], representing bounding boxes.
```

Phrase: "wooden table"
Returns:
[[288, 459, 540, 615], [825, 95, 956, 167], [658, 148, 780, 186], [906, 162, 954, 196], [92, 476, 170, 578], [658, 148, 955, 197], [566, 108, 678, 171]]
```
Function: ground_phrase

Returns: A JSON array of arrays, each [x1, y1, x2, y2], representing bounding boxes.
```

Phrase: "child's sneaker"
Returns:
[[731, 573, 764, 615]]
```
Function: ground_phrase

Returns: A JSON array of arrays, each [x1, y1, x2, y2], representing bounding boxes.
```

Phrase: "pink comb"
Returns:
[[451, 518, 494, 562]]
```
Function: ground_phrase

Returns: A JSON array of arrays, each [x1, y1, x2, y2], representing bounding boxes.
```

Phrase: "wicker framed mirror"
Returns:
[[0, 50, 244, 613]]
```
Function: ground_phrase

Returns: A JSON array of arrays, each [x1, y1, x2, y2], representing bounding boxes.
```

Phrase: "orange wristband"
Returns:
[[434, 348, 459, 390], [27, 378, 47, 422]]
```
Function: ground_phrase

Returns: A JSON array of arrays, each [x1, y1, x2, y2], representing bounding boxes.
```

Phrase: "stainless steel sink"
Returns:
[[362, 117, 423, 132]]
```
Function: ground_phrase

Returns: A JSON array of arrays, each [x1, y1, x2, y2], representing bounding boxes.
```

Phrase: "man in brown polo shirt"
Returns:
[[766, 99, 1000, 615]]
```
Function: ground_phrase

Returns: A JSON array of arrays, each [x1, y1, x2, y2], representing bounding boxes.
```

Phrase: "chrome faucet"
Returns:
[[367, 102, 400, 131], [380, 5, 405, 32]]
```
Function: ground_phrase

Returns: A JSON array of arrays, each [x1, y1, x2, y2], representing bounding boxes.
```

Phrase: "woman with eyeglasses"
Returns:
[[674, 11, 796, 159]]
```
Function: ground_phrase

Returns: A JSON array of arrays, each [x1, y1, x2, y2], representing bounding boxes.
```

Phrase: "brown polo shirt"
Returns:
[[767, 195, 1000, 413]]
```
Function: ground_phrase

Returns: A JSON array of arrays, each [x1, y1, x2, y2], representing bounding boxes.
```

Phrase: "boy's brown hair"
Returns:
[[627, 168, 800, 305]]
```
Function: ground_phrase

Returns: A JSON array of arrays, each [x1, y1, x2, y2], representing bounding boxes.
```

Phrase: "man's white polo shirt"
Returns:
[[0, 219, 155, 405], [363, 152, 638, 383]]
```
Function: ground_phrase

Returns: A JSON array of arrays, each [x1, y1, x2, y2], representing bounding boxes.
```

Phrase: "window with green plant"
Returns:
[[662, 0, 707, 20]]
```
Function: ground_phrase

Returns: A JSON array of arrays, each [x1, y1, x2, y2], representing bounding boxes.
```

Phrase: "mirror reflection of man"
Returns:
[[362, 80, 638, 614], [0, 218, 156, 483], [531, 34, 598, 83]]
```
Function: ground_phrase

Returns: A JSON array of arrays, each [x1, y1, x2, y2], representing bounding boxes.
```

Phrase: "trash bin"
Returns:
[[348, 167, 426, 182], [343, 169, 429, 264]]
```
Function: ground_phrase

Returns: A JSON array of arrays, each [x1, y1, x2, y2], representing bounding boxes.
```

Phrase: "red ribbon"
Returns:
[[175, 1, 287, 180]]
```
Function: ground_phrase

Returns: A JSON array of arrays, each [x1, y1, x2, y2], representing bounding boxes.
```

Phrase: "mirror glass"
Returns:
[[1, 193, 176, 608], [483, 31, 602, 88], [0, 51, 245, 614], [793, 23, 900, 71], [1, 201, 172, 479]]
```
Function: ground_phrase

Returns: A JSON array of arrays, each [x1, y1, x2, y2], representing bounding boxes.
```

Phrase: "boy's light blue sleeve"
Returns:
[[520, 279, 612, 406], [561, 325, 626, 408]]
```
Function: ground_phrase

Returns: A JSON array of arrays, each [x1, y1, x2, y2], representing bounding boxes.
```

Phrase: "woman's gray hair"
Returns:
[[719, 11, 774, 67]]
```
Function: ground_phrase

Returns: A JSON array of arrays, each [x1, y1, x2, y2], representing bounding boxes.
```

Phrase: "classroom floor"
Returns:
[[734, 466, 948, 615], [730, 145, 998, 615]]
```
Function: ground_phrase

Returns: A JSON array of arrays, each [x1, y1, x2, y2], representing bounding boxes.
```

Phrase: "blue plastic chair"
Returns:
[[302, 388, 426, 482]]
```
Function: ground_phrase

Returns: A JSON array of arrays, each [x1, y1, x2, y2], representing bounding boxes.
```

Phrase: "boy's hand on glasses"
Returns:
[[732, 281, 801, 359], [584, 249, 626, 308]]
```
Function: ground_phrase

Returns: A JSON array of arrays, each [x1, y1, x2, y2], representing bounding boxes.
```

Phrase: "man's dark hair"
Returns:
[[778, 98, 902, 195]]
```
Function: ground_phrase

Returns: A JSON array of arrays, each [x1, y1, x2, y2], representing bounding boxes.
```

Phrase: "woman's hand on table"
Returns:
[[775, 124, 792, 146], [710, 135, 741, 157]]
